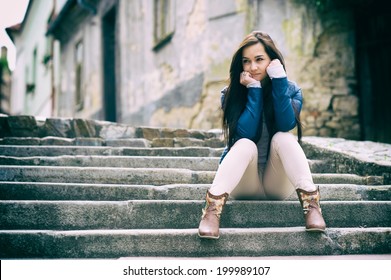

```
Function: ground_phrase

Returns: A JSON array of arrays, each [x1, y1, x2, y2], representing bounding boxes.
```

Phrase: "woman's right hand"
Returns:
[[240, 71, 257, 87]]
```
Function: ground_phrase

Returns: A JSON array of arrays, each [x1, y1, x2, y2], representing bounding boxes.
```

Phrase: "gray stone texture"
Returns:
[[0, 115, 390, 258]]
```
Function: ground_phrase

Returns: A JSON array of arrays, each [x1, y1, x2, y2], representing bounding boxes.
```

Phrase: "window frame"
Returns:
[[153, 0, 175, 51]]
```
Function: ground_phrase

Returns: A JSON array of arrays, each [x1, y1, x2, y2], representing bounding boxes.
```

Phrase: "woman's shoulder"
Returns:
[[287, 80, 301, 91], [287, 80, 302, 101], [220, 86, 228, 106]]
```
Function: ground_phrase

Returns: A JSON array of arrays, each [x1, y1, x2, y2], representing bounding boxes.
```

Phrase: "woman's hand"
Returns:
[[266, 59, 286, 79], [240, 71, 257, 87]]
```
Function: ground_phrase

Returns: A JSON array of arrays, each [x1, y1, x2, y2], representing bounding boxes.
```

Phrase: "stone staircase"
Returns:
[[0, 115, 390, 258]]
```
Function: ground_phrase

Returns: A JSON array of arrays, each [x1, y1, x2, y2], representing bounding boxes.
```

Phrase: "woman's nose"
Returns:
[[250, 62, 257, 70]]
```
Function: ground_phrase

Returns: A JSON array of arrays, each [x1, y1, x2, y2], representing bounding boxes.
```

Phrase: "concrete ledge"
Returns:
[[1, 182, 390, 201], [0, 115, 221, 140], [0, 227, 390, 258], [0, 145, 223, 157], [0, 166, 383, 185], [0, 155, 220, 171], [302, 137, 391, 183], [1, 200, 390, 230]]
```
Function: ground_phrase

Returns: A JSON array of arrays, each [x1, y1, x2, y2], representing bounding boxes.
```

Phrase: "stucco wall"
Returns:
[[58, 13, 103, 119], [10, 0, 54, 117], [117, 0, 248, 129]]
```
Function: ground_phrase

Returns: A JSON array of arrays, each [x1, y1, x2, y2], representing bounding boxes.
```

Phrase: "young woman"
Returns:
[[198, 31, 326, 239]]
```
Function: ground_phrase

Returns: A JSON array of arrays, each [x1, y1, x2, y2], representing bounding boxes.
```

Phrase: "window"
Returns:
[[26, 47, 37, 94], [75, 40, 84, 110], [42, 36, 53, 66], [153, 0, 175, 51]]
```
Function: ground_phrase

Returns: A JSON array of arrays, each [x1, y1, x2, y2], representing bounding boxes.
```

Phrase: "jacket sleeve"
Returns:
[[220, 86, 263, 141], [271, 77, 302, 131]]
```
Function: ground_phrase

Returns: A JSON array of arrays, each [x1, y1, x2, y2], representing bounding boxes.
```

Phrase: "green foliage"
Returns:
[[0, 56, 10, 74]]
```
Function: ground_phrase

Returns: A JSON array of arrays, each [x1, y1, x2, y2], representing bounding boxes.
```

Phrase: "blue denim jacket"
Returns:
[[219, 77, 302, 163]]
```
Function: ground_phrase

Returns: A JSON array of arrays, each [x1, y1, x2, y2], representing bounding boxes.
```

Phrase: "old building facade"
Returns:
[[8, 0, 391, 143], [0, 47, 11, 114], [6, 0, 67, 117]]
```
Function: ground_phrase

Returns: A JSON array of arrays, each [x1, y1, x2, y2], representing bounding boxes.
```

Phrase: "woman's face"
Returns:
[[242, 42, 271, 81]]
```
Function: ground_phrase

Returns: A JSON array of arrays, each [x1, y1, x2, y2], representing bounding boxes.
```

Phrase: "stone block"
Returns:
[[44, 118, 74, 138], [0, 115, 10, 137], [151, 138, 174, 147], [332, 95, 359, 116], [174, 138, 205, 147], [72, 119, 96, 137], [7, 116, 39, 137], [97, 122, 135, 140], [136, 127, 161, 140], [74, 138, 104, 146]]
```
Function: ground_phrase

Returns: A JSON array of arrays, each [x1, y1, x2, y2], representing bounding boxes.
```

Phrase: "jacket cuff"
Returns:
[[246, 81, 261, 88], [266, 64, 287, 79]]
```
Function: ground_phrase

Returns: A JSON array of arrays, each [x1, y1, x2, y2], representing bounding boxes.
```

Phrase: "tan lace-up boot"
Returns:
[[296, 186, 326, 232], [198, 191, 229, 239]]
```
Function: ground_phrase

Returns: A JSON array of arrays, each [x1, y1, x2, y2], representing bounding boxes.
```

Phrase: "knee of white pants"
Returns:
[[232, 138, 258, 162], [270, 132, 296, 152]]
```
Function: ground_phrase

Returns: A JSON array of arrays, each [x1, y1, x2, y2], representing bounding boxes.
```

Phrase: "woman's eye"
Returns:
[[242, 60, 249, 64]]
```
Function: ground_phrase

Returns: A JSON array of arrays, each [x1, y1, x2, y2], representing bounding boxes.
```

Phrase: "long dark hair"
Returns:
[[222, 31, 302, 149]]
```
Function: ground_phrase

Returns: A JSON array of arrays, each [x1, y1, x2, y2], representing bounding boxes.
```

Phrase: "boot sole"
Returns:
[[198, 233, 220, 240], [305, 228, 326, 233]]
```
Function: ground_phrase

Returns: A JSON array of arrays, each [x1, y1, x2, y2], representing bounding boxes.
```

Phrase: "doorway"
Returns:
[[356, 1, 391, 143], [102, 6, 117, 122]]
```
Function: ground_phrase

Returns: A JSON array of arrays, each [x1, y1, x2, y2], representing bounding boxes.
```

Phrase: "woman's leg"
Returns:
[[209, 138, 264, 198], [263, 132, 326, 231], [199, 138, 264, 239], [263, 132, 316, 198]]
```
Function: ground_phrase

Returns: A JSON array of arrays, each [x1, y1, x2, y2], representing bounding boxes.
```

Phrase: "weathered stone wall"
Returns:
[[0, 47, 11, 114], [118, 0, 236, 128], [120, 0, 253, 130], [281, 2, 360, 139]]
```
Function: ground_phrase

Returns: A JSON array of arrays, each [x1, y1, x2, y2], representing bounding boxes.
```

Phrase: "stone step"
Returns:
[[0, 227, 390, 258], [0, 136, 151, 147], [0, 145, 223, 157], [1, 182, 390, 201], [0, 115, 222, 140], [0, 136, 226, 148], [0, 166, 383, 185], [0, 155, 331, 173], [1, 200, 390, 230], [0, 155, 220, 171]]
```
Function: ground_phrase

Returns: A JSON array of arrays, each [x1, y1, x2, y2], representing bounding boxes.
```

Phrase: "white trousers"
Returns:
[[209, 132, 316, 199]]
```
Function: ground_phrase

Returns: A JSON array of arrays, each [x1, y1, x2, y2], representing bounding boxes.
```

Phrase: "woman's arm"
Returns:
[[235, 86, 263, 140], [220, 84, 264, 142], [271, 78, 302, 131], [267, 60, 302, 131]]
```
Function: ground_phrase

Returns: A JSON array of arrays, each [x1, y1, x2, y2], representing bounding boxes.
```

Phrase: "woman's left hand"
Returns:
[[240, 71, 257, 87], [266, 59, 287, 79]]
